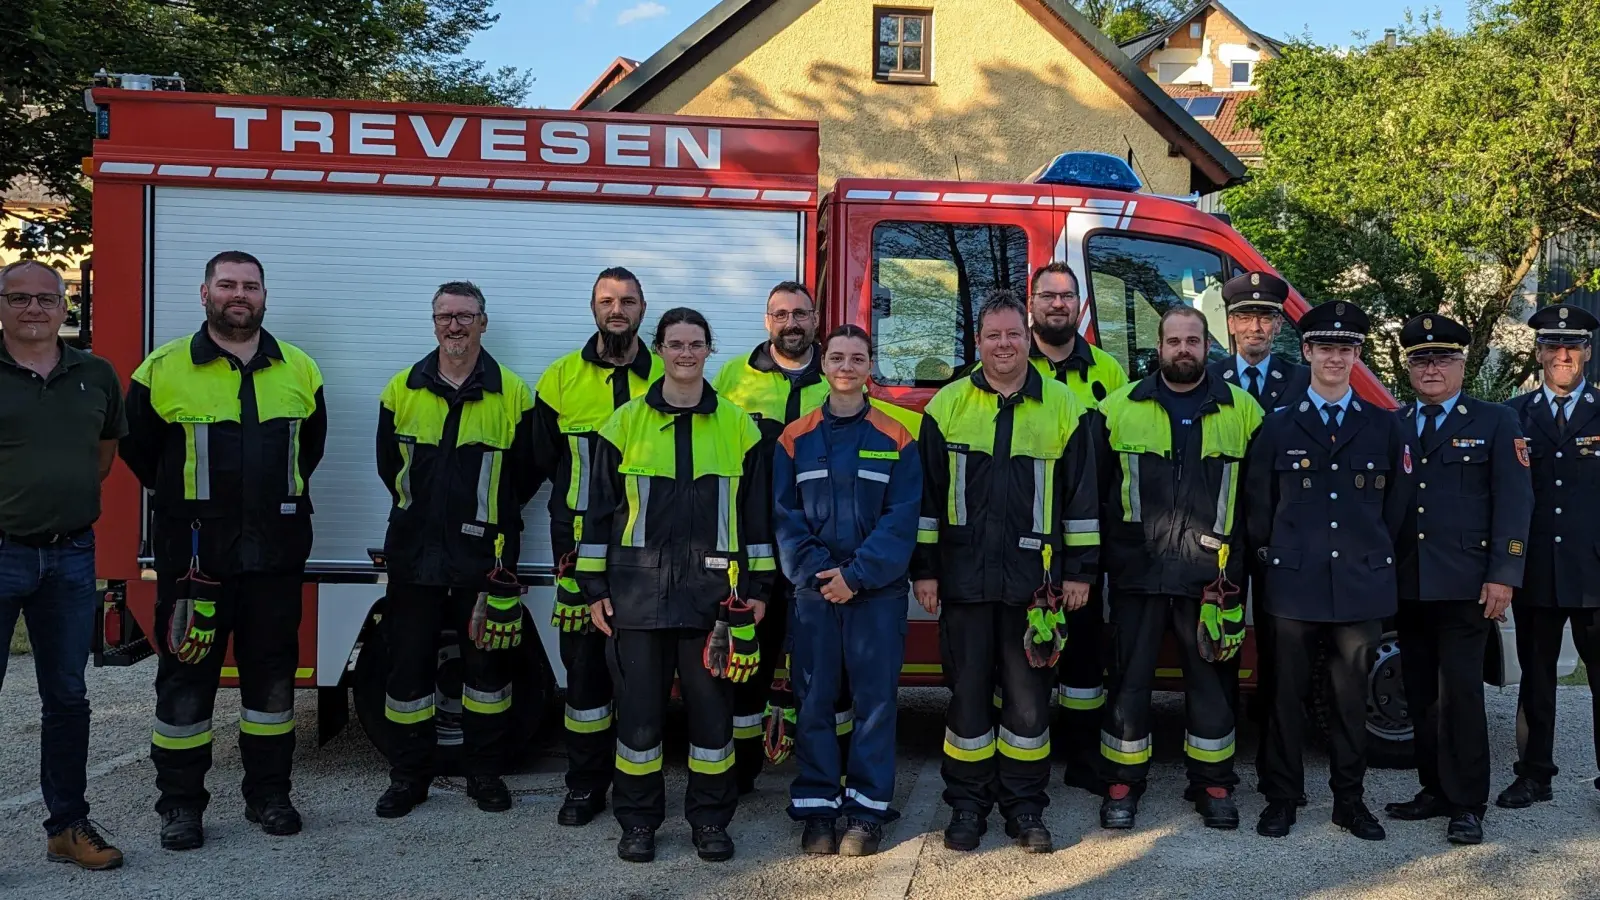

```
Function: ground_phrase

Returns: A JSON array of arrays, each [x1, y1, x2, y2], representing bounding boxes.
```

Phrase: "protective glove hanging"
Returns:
[[470, 535, 526, 652], [763, 654, 797, 764], [167, 523, 221, 665], [1197, 545, 1244, 664], [1023, 545, 1067, 669], [704, 562, 761, 681]]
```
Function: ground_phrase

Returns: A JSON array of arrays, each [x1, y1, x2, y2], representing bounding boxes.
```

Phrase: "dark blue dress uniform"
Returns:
[[1209, 271, 1311, 414], [1242, 301, 1412, 838], [1389, 313, 1532, 836], [1501, 304, 1600, 806]]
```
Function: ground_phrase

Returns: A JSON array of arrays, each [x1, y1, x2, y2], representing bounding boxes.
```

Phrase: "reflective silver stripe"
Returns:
[[240, 708, 294, 725], [944, 727, 995, 750], [1064, 519, 1097, 533], [952, 452, 968, 525], [397, 444, 413, 509], [835, 709, 855, 726], [1213, 461, 1235, 535], [386, 695, 435, 714], [617, 742, 662, 764], [845, 788, 891, 811], [155, 717, 213, 738], [732, 713, 763, 729], [716, 476, 732, 552], [1031, 458, 1047, 534], [746, 543, 774, 559], [792, 797, 841, 809], [464, 684, 512, 704], [1125, 454, 1141, 522], [689, 741, 734, 763], [566, 703, 613, 722], [631, 476, 650, 546], [475, 452, 495, 522], [1061, 686, 1104, 700], [796, 469, 828, 482], [286, 419, 301, 495], [998, 725, 1050, 750], [1101, 731, 1151, 753], [918, 516, 938, 531], [1186, 730, 1236, 751], [858, 469, 891, 484], [574, 435, 592, 513], [578, 543, 609, 558], [192, 423, 211, 501]]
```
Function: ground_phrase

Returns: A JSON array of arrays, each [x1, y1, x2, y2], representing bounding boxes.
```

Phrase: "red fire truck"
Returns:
[[88, 86, 1453, 768]]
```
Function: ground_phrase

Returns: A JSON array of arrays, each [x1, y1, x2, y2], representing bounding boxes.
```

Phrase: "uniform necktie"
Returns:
[[1322, 402, 1342, 440], [1245, 367, 1263, 403], [1420, 404, 1444, 448], [1554, 394, 1571, 437]]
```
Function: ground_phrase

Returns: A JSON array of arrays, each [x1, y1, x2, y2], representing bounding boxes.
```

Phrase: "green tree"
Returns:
[[1072, 0, 1184, 44], [1227, 1, 1600, 398], [1, 0, 529, 256]]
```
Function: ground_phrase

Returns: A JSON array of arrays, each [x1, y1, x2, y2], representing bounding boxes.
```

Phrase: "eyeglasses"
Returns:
[[767, 309, 813, 324], [1032, 291, 1079, 304], [1407, 356, 1463, 371], [433, 312, 481, 327], [662, 341, 709, 354], [3, 292, 64, 310]]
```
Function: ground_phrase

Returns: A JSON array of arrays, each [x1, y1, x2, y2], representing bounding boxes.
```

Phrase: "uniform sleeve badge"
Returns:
[[1402, 444, 1413, 474], [1514, 437, 1531, 468], [1509, 540, 1525, 557]]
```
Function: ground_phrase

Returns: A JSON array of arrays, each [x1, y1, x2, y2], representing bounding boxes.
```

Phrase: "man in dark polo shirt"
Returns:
[[0, 259, 127, 870]]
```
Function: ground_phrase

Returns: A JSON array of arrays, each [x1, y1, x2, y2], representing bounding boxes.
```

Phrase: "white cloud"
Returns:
[[574, 0, 599, 22], [617, 1, 667, 25]]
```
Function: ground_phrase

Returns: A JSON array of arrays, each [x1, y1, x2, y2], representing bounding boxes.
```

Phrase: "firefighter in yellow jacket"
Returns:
[[583, 307, 776, 864]]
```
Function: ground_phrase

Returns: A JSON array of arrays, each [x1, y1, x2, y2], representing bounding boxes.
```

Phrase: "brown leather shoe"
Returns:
[[47, 820, 124, 870]]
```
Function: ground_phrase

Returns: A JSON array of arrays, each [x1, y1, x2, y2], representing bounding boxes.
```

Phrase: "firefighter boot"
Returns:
[[159, 808, 204, 851], [245, 794, 303, 835], [1100, 783, 1140, 830], [1005, 814, 1053, 853], [1188, 786, 1239, 830], [467, 775, 512, 813], [693, 825, 736, 862], [943, 810, 987, 851], [558, 789, 607, 826], [375, 779, 429, 819]]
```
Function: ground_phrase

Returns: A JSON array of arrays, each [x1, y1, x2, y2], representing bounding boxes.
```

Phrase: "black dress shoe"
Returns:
[[1496, 777, 1553, 809], [617, 826, 656, 863], [693, 825, 735, 861], [1385, 792, 1449, 821], [1005, 814, 1053, 853], [1447, 811, 1484, 845], [159, 808, 205, 851], [801, 817, 838, 855], [943, 810, 987, 851], [557, 790, 607, 826], [1189, 786, 1239, 830], [1256, 801, 1296, 838], [375, 779, 429, 819], [467, 775, 512, 813], [1100, 784, 1139, 830], [1332, 799, 1386, 841], [245, 794, 303, 836]]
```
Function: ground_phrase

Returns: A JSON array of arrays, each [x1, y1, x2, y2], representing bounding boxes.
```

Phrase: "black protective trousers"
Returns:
[[609, 628, 737, 830], [1099, 593, 1239, 790], [382, 583, 514, 782], [1260, 617, 1380, 804], [1397, 599, 1492, 815], [940, 602, 1054, 819], [1054, 582, 1106, 777], [732, 581, 790, 788], [151, 573, 301, 814], [559, 583, 615, 796], [1513, 603, 1600, 783]]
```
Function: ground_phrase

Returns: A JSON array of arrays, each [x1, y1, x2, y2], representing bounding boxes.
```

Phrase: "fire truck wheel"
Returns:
[[1311, 629, 1415, 769], [352, 604, 555, 774]]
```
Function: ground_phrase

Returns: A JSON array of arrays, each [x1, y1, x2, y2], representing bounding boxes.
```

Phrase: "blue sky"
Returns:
[[469, 1, 1472, 110]]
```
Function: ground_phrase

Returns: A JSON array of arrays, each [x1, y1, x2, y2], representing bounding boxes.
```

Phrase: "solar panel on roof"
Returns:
[[1186, 96, 1223, 118]]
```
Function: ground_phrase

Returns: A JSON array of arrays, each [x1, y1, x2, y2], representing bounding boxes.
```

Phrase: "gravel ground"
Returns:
[[2, 661, 1599, 900]]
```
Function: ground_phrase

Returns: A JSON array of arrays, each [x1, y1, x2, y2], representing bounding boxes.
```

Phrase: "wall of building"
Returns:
[[632, 0, 1193, 195], [1141, 8, 1265, 90]]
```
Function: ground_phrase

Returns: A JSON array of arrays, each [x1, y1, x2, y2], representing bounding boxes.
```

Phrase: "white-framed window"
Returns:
[[1231, 61, 1253, 86], [1189, 22, 1203, 39]]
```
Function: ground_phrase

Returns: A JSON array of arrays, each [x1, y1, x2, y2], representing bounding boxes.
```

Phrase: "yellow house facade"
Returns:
[[583, 0, 1243, 196]]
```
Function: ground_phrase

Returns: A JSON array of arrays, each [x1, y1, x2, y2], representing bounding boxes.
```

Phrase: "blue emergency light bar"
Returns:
[[1025, 152, 1143, 193]]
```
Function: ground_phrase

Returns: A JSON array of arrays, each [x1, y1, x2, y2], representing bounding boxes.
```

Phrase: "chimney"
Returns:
[[1384, 28, 1397, 48]]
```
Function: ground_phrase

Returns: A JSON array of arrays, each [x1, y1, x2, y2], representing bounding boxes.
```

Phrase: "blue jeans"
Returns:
[[0, 531, 98, 835]]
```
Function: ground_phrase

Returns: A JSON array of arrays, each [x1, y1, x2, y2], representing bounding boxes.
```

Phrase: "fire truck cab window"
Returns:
[[1086, 234, 1231, 379], [869, 220, 1028, 387]]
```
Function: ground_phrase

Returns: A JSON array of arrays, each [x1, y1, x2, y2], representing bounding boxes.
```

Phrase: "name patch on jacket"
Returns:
[[175, 414, 217, 424], [461, 523, 485, 537], [704, 555, 729, 570], [860, 450, 899, 460]]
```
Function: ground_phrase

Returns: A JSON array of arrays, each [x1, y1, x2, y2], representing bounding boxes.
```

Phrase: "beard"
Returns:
[[205, 299, 264, 342], [1032, 319, 1077, 348], [771, 325, 811, 358], [442, 337, 472, 360], [1160, 354, 1204, 384], [598, 323, 639, 360]]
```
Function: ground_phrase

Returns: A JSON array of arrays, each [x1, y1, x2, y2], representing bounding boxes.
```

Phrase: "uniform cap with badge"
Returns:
[[1221, 271, 1290, 315], [1298, 300, 1369, 345], [1400, 313, 1470, 360], [1527, 303, 1598, 347]]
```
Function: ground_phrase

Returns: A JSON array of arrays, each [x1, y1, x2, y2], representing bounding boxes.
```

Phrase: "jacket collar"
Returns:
[[405, 347, 501, 398], [190, 326, 283, 368], [580, 332, 655, 380], [1128, 371, 1233, 408], [646, 378, 719, 415], [1030, 335, 1095, 377], [748, 341, 821, 381], [971, 363, 1044, 402]]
